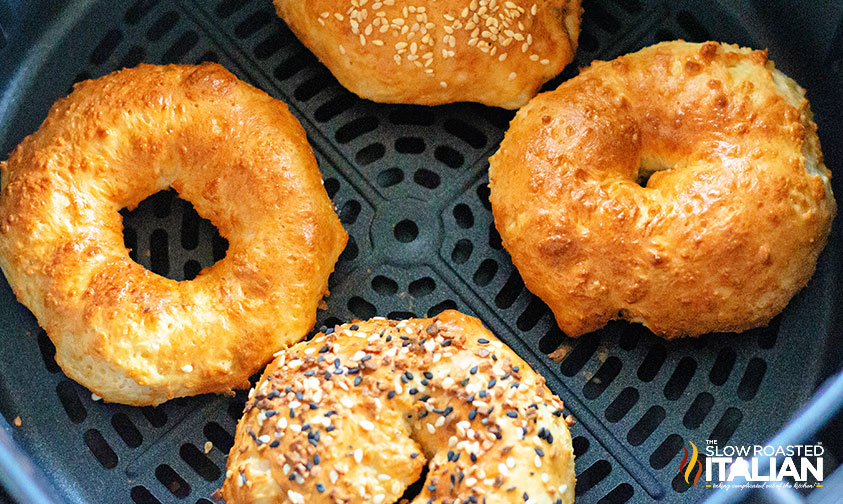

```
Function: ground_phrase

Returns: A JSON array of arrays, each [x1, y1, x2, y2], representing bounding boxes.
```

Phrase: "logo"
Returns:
[[679, 441, 703, 486], [678, 439, 825, 490]]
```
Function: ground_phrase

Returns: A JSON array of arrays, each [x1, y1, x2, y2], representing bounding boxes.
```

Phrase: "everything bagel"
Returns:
[[222, 311, 576, 504], [489, 41, 836, 338], [0, 63, 348, 405]]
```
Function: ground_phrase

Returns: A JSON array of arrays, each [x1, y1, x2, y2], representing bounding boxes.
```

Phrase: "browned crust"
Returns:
[[222, 310, 575, 504], [273, 0, 582, 108], [489, 41, 836, 338], [0, 63, 348, 405]]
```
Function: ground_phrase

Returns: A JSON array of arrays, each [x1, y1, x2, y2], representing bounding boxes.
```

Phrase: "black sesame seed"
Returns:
[[535, 448, 545, 457], [388, 390, 396, 399], [310, 402, 319, 409], [405, 372, 414, 380], [470, 366, 478, 375], [468, 409, 477, 420], [421, 379, 429, 386], [470, 453, 478, 462], [361, 354, 372, 362], [427, 485, 437, 492], [553, 409, 564, 417], [265, 410, 278, 418], [506, 410, 518, 418], [401, 375, 409, 384], [326, 426, 336, 432], [270, 440, 280, 448], [316, 483, 325, 493], [386, 335, 392, 342], [461, 378, 470, 386], [267, 390, 281, 399], [319, 345, 329, 353], [409, 388, 418, 395], [466, 395, 475, 403], [325, 328, 334, 335], [354, 376, 362, 386], [478, 338, 489, 344], [419, 411, 429, 418], [442, 339, 452, 347], [314, 454, 321, 465], [419, 394, 431, 402], [296, 392, 304, 400], [349, 324, 359, 330], [443, 406, 453, 417], [424, 372, 434, 379], [488, 378, 497, 388], [304, 370, 315, 377]]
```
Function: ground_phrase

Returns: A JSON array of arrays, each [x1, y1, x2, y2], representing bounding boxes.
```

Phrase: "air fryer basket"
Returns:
[[0, 1, 841, 503]]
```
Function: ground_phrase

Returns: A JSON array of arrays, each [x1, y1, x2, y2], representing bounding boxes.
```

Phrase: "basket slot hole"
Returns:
[[538, 326, 565, 354], [389, 108, 435, 126], [212, 235, 229, 263], [488, 223, 502, 250], [164, 31, 199, 63], [709, 347, 736, 386], [112, 412, 143, 448], [348, 296, 377, 319], [627, 406, 666, 446], [451, 239, 473, 264], [148, 190, 173, 218], [583, 357, 622, 400], [473, 259, 499, 287], [516, 296, 547, 331], [371, 275, 399, 296], [434, 145, 465, 169], [204, 421, 235, 453], [147, 12, 179, 42], [572, 436, 590, 457], [339, 200, 362, 225], [125, 0, 159, 25], [124, 226, 139, 262], [120, 46, 147, 68], [295, 73, 331, 102], [228, 394, 248, 422], [597, 483, 634, 504], [339, 236, 359, 262], [90, 29, 123, 65], [394, 220, 419, 243], [37, 330, 61, 373], [197, 51, 219, 64], [559, 333, 600, 377], [605, 387, 639, 423], [613, 0, 642, 13], [618, 324, 644, 351], [588, 3, 621, 33], [494, 270, 524, 309], [324, 178, 340, 199], [234, 10, 274, 39], [737, 358, 767, 401], [255, 29, 291, 59], [398, 464, 429, 502], [141, 406, 168, 428], [663, 357, 697, 400], [131, 486, 162, 504], [216, 0, 250, 18], [315, 93, 357, 122], [408, 277, 436, 298], [395, 137, 426, 154], [676, 11, 711, 41], [180, 202, 200, 250], [336, 117, 379, 144], [683, 392, 714, 430], [56, 381, 87, 424], [428, 299, 458, 317], [649, 434, 684, 470], [180, 443, 222, 481], [388, 311, 417, 320], [274, 51, 317, 81], [413, 169, 441, 189], [84, 429, 118, 469], [710, 407, 743, 445], [576, 460, 612, 496], [149, 229, 170, 276], [356, 143, 386, 166], [443, 119, 487, 148], [197, 499, 214, 504], [476, 183, 491, 210], [377, 168, 404, 187], [453, 204, 474, 229], [156, 464, 191, 498], [637, 343, 667, 382]]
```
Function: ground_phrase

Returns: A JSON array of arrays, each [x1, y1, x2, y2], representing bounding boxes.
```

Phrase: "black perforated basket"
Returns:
[[0, 1, 842, 503]]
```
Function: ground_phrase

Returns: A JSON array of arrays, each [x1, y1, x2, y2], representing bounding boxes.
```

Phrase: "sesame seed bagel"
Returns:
[[273, 0, 582, 109], [0, 63, 347, 405], [488, 41, 836, 338], [222, 310, 575, 504]]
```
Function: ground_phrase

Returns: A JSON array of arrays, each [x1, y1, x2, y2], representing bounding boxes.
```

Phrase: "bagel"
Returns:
[[221, 310, 576, 504], [272, 0, 582, 109], [0, 63, 348, 405], [488, 41, 836, 338]]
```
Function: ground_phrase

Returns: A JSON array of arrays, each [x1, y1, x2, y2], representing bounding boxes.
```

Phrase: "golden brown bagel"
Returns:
[[273, 0, 582, 108], [222, 311, 575, 504], [489, 41, 836, 338], [0, 63, 347, 405]]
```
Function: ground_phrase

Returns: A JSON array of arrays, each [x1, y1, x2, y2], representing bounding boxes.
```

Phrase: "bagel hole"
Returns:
[[398, 464, 429, 502], [121, 189, 228, 281], [636, 157, 674, 187]]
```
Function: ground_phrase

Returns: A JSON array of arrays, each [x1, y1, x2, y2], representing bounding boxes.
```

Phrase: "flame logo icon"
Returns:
[[680, 441, 703, 486]]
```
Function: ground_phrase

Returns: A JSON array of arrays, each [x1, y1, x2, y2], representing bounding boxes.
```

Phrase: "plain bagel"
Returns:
[[0, 63, 348, 405], [489, 41, 836, 338], [222, 310, 576, 504]]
